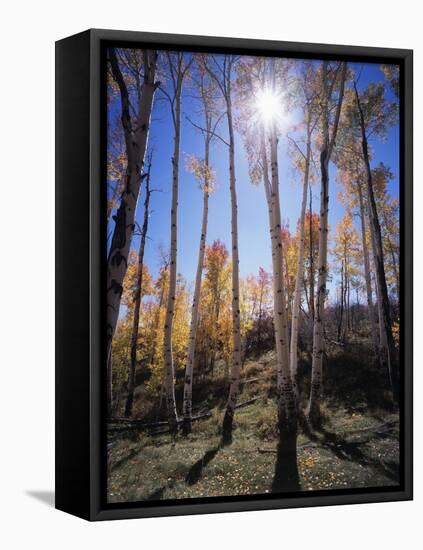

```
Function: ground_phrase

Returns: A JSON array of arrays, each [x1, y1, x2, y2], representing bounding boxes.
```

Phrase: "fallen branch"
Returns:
[[234, 397, 260, 409], [107, 411, 212, 433], [257, 447, 277, 454], [258, 441, 320, 454]]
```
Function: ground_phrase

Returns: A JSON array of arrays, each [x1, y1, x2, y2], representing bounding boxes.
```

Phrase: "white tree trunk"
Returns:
[[107, 49, 157, 416], [261, 123, 297, 435], [163, 82, 182, 432], [125, 168, 152, 418], [260, 136, 282, 377], [289, 133, 311, 397], [357, 180, 379, 355], [308, 62, 346, 426], [369, 204, 390, 365], [308, 147, 329, 425], [182, 152, 210, 434], [308, 185, 315, 322], [261, 129, 299, 493], [375, 273, 388, 348], [354, 82, 396, 394], [222, 98, 242, 445]]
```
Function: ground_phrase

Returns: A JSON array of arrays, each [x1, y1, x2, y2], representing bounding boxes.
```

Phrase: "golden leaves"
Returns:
[[184, 153, 216, 193]]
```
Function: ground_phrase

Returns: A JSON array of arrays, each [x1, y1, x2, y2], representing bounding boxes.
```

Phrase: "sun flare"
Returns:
[[255, 89, 282, 124]]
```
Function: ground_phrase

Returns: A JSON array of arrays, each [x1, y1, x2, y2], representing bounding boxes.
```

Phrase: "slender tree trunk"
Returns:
[[263, 118, 300, 492], [309, 185, 315, 322], [182, 143, 210, 435], [222, 97, 243, 445], [338, 262, 344, 342], [261, 139, 283, 382], [148, 280, 166, 374], [208, 291, 221, 378], [155, 280, 169, 417], [372, 257, 386, 345], [124, 168, 152, 417], [270, 121, 297, 436], [345, 263, 350, 337], [260, 118, 297, 439], [354, 84, 396, 394], [257, 290, 263, 352], [308, 62, 346, 426], [284, 254, 290, 319], [290, 130, 311, 397], [106, 49, 158, 419], [357, 180, 379, 354], [163, 81, 183, 434], [369, 199, 392, 384], [308, 145, 330, 426]]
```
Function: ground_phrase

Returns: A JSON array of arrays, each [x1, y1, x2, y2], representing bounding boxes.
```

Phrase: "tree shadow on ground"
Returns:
[[314, 425, 399, 482], [144, 444, 221, 500], [185, 445, 221, 485], [110, 444, 144, 472]]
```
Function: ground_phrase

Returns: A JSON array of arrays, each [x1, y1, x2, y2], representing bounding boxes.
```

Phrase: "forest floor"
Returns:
[[107, 350, 400, 503]]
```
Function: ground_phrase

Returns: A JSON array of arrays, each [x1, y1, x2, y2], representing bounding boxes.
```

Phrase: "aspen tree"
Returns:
[[202, 55, 242, 445], [308, 62, 347, 426], [161, 52, 193, 432], [107, 48, 158, 417]]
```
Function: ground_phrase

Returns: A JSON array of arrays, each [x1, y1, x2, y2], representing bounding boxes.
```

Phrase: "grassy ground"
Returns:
[[107, 350, 400, 503]]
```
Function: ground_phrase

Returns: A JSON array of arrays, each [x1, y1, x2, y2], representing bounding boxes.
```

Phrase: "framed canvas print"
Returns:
[[55, 29, 413, 521]]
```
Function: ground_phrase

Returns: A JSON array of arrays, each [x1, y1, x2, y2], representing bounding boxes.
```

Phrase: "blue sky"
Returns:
[[107, 54, 399, 302]]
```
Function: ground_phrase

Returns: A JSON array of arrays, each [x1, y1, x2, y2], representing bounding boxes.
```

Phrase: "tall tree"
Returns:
[[181, 154, 212, 433], [264, 59, 302, 491], [288, 62, 320, 396], [357, 178, 379, 351], [181, 65, 220, 434], [124, 155, 153, 417], [308, 61, 347, 426], [161, 52, 193, 432], [202, 54, 242, 445], [353, 81, 398, 393], [333, 213, 360, 341], [299, 209, 319, 322], [182, 151, 216, 433], [337, 140, 379, 354], [107, 48, 158, 417], [235, 56, 299, 488], [268, 106, 299, 492]]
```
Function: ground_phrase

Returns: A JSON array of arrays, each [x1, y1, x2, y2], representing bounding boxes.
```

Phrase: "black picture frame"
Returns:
[[55, 28, 413, 521]]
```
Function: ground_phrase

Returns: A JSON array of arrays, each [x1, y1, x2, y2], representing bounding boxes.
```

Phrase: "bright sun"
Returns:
[[255, 89, 282, 124]]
